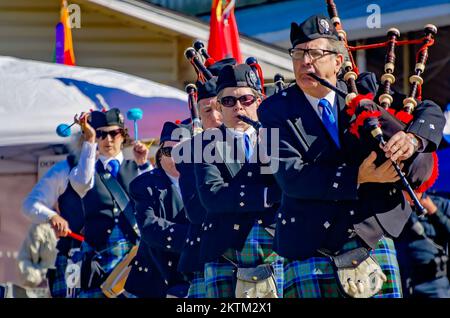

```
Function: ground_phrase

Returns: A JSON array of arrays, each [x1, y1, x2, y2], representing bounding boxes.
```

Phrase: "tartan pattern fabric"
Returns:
[[50, 253, 82, 298], [50, 254, 69, 298], [78, 225, 133, 298], [204, 223, 284, 298], [187, 271, 206, 298], [283, 237, 402, 298]]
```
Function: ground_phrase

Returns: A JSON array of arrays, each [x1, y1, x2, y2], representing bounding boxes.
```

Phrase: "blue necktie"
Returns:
[[318, 98, 340, 148], [107, 159, 120, 178], [244, 133, 253, 162]]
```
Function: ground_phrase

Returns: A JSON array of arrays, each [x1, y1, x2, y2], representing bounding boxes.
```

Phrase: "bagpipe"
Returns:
[[311, 0, 440, 214], [183, 40, 286, 132]]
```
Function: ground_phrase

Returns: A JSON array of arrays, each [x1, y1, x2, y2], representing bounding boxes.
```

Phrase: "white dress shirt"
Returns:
[[22, 160, 71, 224]]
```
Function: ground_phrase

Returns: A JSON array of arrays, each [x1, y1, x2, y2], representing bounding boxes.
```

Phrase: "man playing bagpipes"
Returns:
[[173, 55, 237, 298], [257, 13, 445, 298], [125, 122, 192, 298], [69, 109, 150, 298], [192, 63, 283, 298]]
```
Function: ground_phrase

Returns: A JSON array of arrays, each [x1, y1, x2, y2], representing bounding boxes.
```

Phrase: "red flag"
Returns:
[[207, 0, 242, 63]]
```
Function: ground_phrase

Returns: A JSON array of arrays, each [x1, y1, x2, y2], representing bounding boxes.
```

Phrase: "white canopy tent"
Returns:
[[0, 56, 189, 284], [0, 56, 189, 148]]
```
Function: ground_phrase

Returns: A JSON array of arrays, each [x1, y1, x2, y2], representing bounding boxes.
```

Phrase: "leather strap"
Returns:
[[98, 170, 140, 238]]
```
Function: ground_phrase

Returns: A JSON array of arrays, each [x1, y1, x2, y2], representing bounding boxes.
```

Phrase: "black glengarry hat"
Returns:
[[197, 77, 218, 101], [290, 14, 339, 48], [89, 108, 125, 130], [207, 57, 237, 76], [159, 121, 190, 144], [216, 64, 259, 93]]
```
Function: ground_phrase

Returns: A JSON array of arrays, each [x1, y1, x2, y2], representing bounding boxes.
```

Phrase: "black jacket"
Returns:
[[257, 72, 445, 260]]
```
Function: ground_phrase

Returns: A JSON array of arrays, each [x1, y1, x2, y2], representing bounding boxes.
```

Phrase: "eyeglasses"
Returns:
[[160, 146, 173, 157], [288, 48, 337, 61], [96, 128, 124, 140], [220, 94, 257, 108]]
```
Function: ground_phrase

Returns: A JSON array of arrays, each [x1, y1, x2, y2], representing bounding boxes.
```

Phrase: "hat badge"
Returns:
[[247, 70, 258, 87], [319, 19, 330, 33]]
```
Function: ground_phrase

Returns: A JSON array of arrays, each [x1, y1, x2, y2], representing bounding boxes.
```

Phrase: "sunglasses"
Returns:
[[96, 128, 124, 140], [160, 146, 173, 157], [220, 94, 257, 108]]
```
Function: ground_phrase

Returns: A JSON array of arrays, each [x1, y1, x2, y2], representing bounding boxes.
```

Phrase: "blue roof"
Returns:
[[200, 0, 450, 40]]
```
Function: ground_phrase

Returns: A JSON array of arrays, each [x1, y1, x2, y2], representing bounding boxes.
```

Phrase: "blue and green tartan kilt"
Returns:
[[49, 253, 82, 298], [187, 271, 206, 298], [283, 236, 402, 298], [78, 225, 133, 298], [204, 223, 284, 298]]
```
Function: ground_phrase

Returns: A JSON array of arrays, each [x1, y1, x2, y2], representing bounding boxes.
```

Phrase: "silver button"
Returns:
[[204, 226, 208, 231], [114, 218, 119, 223], [134, 260, 138, 265], [281, 219, 287, 225], [336, 172, 341, 177], [169, 228, 174, 233], [233, 224, 240, 230], [168, 261, 172, 267], [282, 92, 287, 96], [107, 229, 112, 234], [167, 236, 172, 241], [342, 163, 347, 167], [186, 238, 189, 243], [190, 241, 194, 246], [392, 188, 397, 194], [113, 208, 119, 213], [240, 202, 245, 207], [138, 267, 142, 272], [144, 268, 148, 272], [430, 124, 435, 129], [197, 237, 201, 242], [209, 223, 212, 228], [338, 166, 343, 170], [350, 210, 355, 216], [291, 217, 296, 223], [241, 185, 246, 189], [333, 183, 339, 188], [240, 192, 245, 197], [247, 172, 252, 177], [348, 229, 356, 238], [278, 213, 282, 219], [419, 119, 425, 123], [164, 280, 168, 285], [166, 245, 171, 249], [257, 219, 263, 224], [323, 221, 331, 229], [104, 173, 111, 179]]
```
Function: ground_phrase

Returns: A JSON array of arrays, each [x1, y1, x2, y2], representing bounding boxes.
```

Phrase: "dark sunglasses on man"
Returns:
[[160, 146, 173, 157], [95, 128, 124, 140], [220, 94, 257, 108]]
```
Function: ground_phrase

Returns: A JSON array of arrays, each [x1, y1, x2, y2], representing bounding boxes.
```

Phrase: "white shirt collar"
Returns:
[[98, 152, 124, 170], [304, 90, 336, 118], [167, 174, 179, 186], [226, 125, 257, 145]]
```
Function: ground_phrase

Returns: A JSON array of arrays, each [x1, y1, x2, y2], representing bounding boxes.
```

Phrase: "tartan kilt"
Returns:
[[284, 236, 402, 298], [204, 223, 284, 298], [187, 271, 206, 298], [78, 225, 133, 298], [49, 253, 82, 298]]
